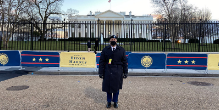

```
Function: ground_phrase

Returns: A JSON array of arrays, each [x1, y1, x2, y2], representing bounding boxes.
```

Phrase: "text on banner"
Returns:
[[60, 52, 96, 68]]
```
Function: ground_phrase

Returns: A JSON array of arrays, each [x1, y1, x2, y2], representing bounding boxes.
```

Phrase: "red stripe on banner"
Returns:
[[166, 65, 207, 67], [126, 55, 128, 56], [96, 56, 100, 57], [21, 62, 59, 64], [167, 57, 207, 58], [21, 54, 59, 57]]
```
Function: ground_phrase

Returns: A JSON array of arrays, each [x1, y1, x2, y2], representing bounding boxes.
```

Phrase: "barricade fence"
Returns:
[[0, 20, 219, 52], [0, 50, 219, 71]]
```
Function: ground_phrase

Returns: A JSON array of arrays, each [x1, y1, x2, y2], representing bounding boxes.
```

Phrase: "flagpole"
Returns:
[[108, 0, 111, 10], [110, 2, 111, 10]]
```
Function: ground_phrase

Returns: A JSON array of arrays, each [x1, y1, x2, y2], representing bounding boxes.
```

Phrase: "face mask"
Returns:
[[110, 41, 116, 46]]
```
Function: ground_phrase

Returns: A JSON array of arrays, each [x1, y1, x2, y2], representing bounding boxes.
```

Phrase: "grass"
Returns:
[[2, 41, 219, 52]]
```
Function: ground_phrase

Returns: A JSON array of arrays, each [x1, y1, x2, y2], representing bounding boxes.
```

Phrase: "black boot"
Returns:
[[106, 102, 111, 108], [114, 102, 118, 108]]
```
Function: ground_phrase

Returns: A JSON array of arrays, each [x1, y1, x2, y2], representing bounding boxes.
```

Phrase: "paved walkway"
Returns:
[[1, 66, 219, 76], [0, 75, 219, 109]]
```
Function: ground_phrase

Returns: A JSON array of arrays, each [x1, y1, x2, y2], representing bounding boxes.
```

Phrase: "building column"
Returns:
[[83, 21, 85, 38], [88, 21, 91, 38], [136, 21, 139, 38], [144, 21, 146, 38], [104, 21, 106, 38], [93, 21, 96, 38], [74, 21, 76, 38], [121, 21, 124, 38], [77, 21, 79, 37], [133, 21, 136, 38], [145, 21, 148, 39], [126, 21, 128, 38], [124, 21, 127, 38], [142, 21, 144, 38], [79, 21, 82, 37], [115, 21, 118, 36], [68, 24, 71, 38], [96, 21, 99, 38], [148, 21, 152, 40], [119, 21, 123, 38], [113, 20, 115, 35], [110, 21, 112, 35]]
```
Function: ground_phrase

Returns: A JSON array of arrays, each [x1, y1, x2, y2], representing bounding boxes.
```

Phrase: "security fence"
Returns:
[[0, 20, 219, 52]]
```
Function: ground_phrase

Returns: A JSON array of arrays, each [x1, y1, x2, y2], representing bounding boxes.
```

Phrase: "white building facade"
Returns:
[[68, 10, 153, 39]]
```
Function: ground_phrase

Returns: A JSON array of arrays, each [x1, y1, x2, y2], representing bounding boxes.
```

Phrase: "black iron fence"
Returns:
[[0, 20, 219, 52]]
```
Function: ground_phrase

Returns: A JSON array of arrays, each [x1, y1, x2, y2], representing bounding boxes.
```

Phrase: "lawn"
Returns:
[[2, 41, 219, 52]]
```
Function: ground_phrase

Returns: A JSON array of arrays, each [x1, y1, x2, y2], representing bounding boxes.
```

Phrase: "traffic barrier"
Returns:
[[96, 53, 101, 68], [60, 52, 96, 68], [128, 53, 166, 69], [167, 53, 207, 70], [96, 52, 131, 68], [21, 51, 60, 67], [208, 54, 219, 70], [0, 51, 20, 66]]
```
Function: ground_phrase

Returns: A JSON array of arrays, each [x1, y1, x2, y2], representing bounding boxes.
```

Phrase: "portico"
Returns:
[[68, 10, 153, 39]]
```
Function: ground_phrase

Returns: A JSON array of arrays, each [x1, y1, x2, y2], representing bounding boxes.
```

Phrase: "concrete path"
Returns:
[[0, 75, 219, 109]]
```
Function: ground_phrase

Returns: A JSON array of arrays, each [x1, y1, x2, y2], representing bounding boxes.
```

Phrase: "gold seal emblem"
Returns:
[[0, 53, 9, 65], [141, 56, 153, 67]]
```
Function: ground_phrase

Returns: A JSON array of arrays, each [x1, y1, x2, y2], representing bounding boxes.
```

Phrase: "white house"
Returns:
[[67, 10, 153, 39]]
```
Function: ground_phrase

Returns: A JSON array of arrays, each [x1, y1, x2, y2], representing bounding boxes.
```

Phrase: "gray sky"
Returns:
[[61, 0, 219, 20]]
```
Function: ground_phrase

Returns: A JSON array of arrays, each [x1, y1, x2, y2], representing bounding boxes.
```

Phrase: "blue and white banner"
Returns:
[[21, 51, 60, 67], [0, 51, 20, 66], [167, 53, 207, 70], [96, 53, 101, 68], [128, 53, 166, 69], [96, 52, 131, 68]]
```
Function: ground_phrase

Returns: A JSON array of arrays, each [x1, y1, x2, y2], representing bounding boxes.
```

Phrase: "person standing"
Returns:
[[99, 35, 128, 108], [94, 38, 99, 54], [116, 33, 119, 38], [87, 39, 91, 52]]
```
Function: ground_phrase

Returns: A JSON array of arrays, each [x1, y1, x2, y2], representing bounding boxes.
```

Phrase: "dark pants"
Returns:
[[107, 90, 119, 102], [94, 46, 98, 54]]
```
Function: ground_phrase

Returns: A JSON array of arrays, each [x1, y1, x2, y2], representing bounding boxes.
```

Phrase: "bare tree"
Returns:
[[24, 0, 64, 41], [151, 0, 212, 48], [0, 0, 27, 49], [151, 0, 182, 48], [65, 8, 79, 21]]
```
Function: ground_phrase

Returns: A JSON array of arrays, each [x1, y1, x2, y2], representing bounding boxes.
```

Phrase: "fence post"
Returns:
[[130, 19, 133, 52], [0, 0, 3, 50], [0, 18, 2, 50], [198, 19, 201, 52], [64, 19, 66, 51], [31, 18, 33, 50], [164, 21, 167, 52]]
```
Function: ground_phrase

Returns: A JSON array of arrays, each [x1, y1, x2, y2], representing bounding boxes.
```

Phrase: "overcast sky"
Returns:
[[61, 0, 219, 20]]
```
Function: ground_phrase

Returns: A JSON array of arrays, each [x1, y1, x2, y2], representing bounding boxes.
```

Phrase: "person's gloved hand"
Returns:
[[99, 74, 103, 79], [123, 74, 128, 79]]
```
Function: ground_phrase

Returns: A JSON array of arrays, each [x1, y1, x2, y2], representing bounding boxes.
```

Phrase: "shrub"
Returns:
[[161, 40, 171, 42], [213, 39, 219, 44], [188, 39, 199, 43]]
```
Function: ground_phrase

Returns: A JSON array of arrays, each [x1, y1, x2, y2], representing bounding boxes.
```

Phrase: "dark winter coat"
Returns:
[[87, 41, 91, 48], [95, 40, 99, 47], [99, 45, 128, 93]]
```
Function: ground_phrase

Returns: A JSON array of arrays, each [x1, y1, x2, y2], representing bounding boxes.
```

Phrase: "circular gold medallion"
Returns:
[[141, 56, 153, 67], [0, 53, 9, 65]]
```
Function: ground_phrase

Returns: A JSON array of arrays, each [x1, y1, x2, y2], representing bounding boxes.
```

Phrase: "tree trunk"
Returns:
[[40, 23, 47, 41], [2, 32, 8, 49]]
